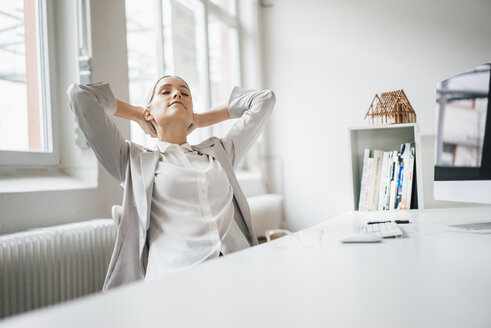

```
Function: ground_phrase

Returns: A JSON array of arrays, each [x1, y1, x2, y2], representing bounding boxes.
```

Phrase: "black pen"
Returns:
[[367, 220, 411, 225]]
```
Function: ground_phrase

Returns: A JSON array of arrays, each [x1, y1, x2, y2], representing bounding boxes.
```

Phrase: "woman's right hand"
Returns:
[[115, 100, 158, 138]]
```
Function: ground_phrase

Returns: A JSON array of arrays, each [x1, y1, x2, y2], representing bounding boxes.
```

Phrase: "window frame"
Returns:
[[0, 0, 58, 168]]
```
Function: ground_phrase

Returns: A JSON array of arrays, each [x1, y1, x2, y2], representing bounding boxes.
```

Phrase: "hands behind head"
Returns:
[[186, 113, 201, 136], [186, 121, 197, 136]]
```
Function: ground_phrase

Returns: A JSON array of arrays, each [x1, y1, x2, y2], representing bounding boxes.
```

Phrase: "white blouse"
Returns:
[[144, 140, 250, 282]]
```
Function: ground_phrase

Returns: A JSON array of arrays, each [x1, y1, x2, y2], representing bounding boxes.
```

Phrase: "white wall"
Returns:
[[259, 0, 491, 231]]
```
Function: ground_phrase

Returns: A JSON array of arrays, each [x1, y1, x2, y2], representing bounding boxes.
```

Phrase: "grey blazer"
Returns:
[[66, 82, 276, 291]]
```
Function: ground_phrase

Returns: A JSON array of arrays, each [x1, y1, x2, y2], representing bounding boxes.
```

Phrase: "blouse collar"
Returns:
[[154, 140, 193, 154]]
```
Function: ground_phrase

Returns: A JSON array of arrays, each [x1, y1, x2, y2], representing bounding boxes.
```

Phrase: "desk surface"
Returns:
[[2, 207, 491, 328]]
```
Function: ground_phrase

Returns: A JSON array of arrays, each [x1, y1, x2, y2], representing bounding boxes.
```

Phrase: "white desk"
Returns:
[[1, 207, 491, 328]]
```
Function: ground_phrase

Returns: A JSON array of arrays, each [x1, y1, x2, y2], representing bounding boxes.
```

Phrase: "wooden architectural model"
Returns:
[[365, 89, 416, 125]]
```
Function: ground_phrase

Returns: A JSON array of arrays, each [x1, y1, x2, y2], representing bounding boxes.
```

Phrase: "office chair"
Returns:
[[111, 205, 123, 225]]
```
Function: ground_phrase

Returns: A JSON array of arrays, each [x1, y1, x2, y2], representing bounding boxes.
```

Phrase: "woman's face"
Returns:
[[147, 76, 194, 128]]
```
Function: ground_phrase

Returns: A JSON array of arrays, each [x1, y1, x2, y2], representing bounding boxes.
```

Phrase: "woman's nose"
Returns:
[[172, 91, 182, 98]]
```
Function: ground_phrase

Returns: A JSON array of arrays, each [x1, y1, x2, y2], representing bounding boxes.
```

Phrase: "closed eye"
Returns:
[[161, 91, 189, 96]]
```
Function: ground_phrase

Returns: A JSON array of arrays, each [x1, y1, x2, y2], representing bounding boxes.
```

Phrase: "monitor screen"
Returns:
[[434, 62, 491, 204]]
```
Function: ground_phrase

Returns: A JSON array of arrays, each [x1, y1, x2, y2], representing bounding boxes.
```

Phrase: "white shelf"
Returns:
[[349, 123, 424, 211]]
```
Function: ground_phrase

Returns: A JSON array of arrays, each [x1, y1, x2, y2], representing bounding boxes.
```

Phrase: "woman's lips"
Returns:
[[170, 101, 185, 108]]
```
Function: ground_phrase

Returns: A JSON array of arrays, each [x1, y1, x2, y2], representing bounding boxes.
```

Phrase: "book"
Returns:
[[388, 150, 399, 210], [400, 142, 415, 210], [358, 149, 372, 211], [394, 144, 406, 210], [404, 143, 416, 210], [368, 150, 384, 211], [400, 143, 409, 210], [377, 152, 390, 211], [361, 157, 374, 211], [382, 151, 394, 210]]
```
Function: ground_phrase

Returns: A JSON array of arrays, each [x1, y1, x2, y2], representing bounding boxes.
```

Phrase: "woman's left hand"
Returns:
[[187, 113, 200, 135]]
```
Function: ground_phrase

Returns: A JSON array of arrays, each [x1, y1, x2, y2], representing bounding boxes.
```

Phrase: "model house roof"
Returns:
[[365, 90, 416, 124]]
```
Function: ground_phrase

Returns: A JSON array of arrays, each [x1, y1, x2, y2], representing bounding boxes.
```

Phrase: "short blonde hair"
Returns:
[[144, 75, 190, 110]]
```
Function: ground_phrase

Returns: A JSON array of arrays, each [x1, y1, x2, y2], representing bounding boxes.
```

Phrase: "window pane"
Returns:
[[125, 0, 160, 146], [208, 13, 240, 138], [210, 0, 236, 16], [0, 0, 47, 152], [164, 0, 209, 145]]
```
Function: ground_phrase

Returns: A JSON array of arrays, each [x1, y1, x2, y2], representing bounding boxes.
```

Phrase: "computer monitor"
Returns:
[[434, 62, 491, 204]]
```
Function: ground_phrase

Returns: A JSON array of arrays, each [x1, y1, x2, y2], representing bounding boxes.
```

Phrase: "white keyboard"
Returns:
[[361, 221, 403, 238]]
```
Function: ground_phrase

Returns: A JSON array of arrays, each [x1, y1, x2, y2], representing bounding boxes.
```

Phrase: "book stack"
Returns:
[[358, 143, 415, 211]]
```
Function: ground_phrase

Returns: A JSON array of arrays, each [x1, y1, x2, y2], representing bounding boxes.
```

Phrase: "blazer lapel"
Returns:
[[139, 151, 160, 231]]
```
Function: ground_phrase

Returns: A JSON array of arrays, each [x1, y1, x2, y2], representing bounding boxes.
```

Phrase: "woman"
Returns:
[[66, 75, 276, 291]]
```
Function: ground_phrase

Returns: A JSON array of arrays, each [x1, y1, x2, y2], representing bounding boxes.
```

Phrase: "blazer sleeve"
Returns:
[[220, 86, 276, 169], [66, 81, 129, 186]]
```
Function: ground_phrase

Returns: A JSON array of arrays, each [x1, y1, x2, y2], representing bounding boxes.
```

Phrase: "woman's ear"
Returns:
[[143, 107, 154, 121]]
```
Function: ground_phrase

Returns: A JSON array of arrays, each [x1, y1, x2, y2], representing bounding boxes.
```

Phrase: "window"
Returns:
[[125, 0, 241, 147], [207, 1, 240, 138], [125, 0, 161, 147], [0, 0, 55, 167]]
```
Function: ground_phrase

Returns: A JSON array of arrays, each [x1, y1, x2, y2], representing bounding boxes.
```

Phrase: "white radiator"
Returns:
[[0, 219, 116, 319]]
